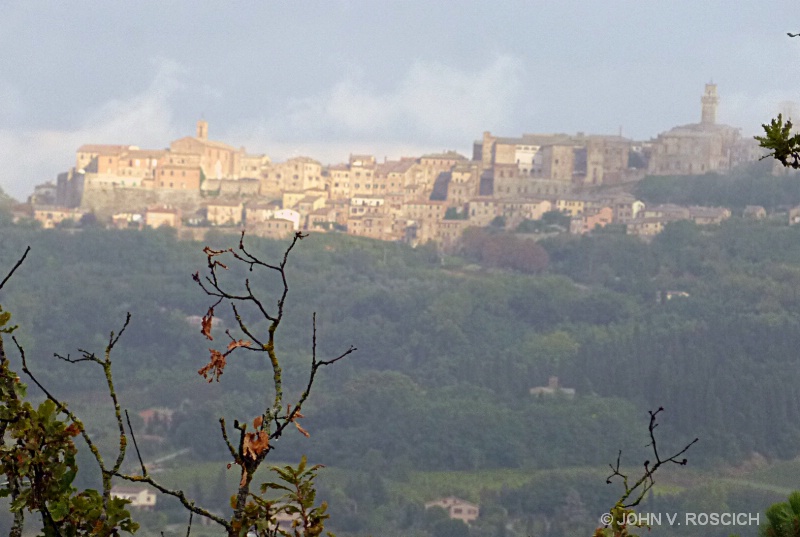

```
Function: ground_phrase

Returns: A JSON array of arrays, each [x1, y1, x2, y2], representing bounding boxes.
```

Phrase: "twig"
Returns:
[[185, 509, 193, 537], [0, 246, 30, 292], [605, 407, 698, 508], [125, 409, 147, 477]]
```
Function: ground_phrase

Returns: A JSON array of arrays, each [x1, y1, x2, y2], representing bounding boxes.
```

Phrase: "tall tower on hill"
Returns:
[[701, 83, 718, 125], [196, 119, 208, 140]]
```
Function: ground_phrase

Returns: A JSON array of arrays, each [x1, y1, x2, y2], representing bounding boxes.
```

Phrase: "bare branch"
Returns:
[[125, 409, 148, 477], [0, 246, 30, 292], [605, 407, 698, 509]]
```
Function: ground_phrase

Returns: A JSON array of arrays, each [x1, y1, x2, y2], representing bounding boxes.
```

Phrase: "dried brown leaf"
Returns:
[[243, 430, 270, 460], [253, 415, 263, 429], [201, 307, 214, 340], [227, 339, 252, 352], [295, 422, 310, 438], [198, 349, 227, 382], [65, 423, 81, 437]]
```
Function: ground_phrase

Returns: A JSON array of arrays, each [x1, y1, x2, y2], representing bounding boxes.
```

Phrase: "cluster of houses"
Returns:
[[111, 483, 480, 530], [16, 84, 765, 248]]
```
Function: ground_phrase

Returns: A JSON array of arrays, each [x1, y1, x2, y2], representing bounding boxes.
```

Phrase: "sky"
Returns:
[[1, 1, 800, 199]]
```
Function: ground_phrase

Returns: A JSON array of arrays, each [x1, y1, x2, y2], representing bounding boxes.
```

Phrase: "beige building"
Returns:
[[627, 217, 667, 237], [154, 152, 202, 191], [374, 158, 419, 197], [648, 84, 743, 175], [111, 212, 143, 230], [641, 203, 691, 221], [325, 164, 348, 199], [347, 154, 378, 197], [555, 194, 596, 217], [530, 376, 576, 398], [245, 201, 281, 224], [240, 153, 271, 179], [496, 199, 552, 228], [262, 157, 324, 196], [248, 218, 295, 239], [111, 486, 157, 510], [571, 206, 614, 234], [446, 163, 481, 206], [169, 120, 244, 180], [580, 135, 631, 185], [436, 219, 472, 253], [425, 497, 480, 525], [689, 205, 731, 225], [743, 205, 766, 220], [467, 197, 498, 227], [206, 201, 244, 226], [33, 206, 86, 229], [79, 145, 166, 190], [145, 206, 181, 228], [598, 193, 645, 223]]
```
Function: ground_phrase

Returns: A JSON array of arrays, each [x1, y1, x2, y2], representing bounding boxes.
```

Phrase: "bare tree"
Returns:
[[0, 231, 355, 536]]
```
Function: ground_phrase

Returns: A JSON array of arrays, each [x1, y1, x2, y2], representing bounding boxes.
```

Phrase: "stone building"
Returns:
[[261, 156, 324, 196], [445, 163, 481, 206], [647, 84, 743, 175], [145, 205, 181, 228], [169, 120, 245, 180]]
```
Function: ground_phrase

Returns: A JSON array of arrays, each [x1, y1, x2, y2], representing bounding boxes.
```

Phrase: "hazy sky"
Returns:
[[1, 1, 799, 199]]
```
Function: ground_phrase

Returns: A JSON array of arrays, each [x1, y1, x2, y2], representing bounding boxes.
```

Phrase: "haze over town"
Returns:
[[2, 1, 800, 199], [8, 3, 800, 536]]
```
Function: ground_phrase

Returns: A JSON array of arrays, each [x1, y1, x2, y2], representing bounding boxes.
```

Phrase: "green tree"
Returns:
[[431, 517, 470, 537], [756, 114, 800, 169], [759, 491, 800, 537]]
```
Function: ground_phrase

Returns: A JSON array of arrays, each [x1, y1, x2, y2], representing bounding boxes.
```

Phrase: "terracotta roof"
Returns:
[[420, 151, 467, 161], [205, 200, 244, 208], [77, 144, 130, 154], [285, 156, 321, 165], [171, 136, 238, 152], [125, 149, 167, 158]]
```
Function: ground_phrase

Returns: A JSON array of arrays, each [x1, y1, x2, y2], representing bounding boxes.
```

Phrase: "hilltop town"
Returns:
[[15, 84, 768, 248]]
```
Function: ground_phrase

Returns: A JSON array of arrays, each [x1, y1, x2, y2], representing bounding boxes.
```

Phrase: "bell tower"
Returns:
[[196, 119, 208, 140], [701, 83, 718, 125]]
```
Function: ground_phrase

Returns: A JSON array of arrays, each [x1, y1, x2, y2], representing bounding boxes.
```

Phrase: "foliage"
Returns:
[[759, 491, 800, 537], [0, 248, 138, 536], [756, 114, 800, 169], [515, 210, 571, 233], [0, 232, 354, 536], [460, 227, 549, 273], [442, 207, 467, 221], [632, 167, 800, 212], [242, 456, 332, 537]]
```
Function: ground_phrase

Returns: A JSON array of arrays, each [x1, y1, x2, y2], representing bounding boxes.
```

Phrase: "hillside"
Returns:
[[2, 219, 800, 535]]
